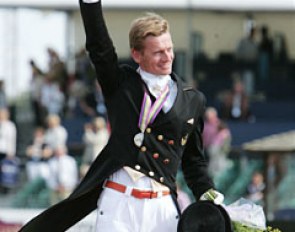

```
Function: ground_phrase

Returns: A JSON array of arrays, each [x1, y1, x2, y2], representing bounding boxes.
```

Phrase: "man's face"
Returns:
[[132, 32, 174, 75]]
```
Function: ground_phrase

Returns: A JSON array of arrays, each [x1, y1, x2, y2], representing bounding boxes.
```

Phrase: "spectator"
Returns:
[[0, 80, 7, 110], [66, 78, 87, 118], [207, 121, 232, 178], [80, 117, 110, 177], [46, 145, 78, 205], [0, 108, 17, 162], [80, 81, 107, 119], [273, 33, 288, 63], [220, 79, 251, 121], [40, 76, 65, 117], [203, 107, 220, 161], [203, 107, 232, 178], [235, 26, 258, 62], [25, 127, 47, 181], [29, 59, 46, 126], [94, 82, 108, 119], [44, 114, 68, 150], [0, 154, 20, 194], [46, 47, 69, 94], [67, 79, 107, 119], [258, 25, 273, 82], [235, 26, 258, 96], [245, 171, 265, 205], [75, 48, 96, 88]]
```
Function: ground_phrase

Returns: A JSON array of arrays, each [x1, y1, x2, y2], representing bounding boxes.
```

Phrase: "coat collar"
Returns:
[[150, 72, 193, 127], [134, 70, 194, 127]]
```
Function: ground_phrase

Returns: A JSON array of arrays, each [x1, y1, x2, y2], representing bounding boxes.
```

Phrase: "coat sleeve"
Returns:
[[181, 92, 214, 200], [79, 0, 123, 97]]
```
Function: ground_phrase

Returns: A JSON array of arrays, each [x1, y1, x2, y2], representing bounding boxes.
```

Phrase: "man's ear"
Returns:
[[131, 48, 141, 64]]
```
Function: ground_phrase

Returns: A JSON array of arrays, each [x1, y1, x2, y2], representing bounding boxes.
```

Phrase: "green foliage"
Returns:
[[232, 221, 281, 232]]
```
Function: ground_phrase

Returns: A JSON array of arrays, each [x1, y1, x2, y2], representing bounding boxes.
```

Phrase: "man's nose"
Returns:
[[162, 51, 172, 61]]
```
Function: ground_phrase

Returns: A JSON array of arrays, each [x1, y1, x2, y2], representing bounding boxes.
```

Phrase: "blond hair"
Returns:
[[129, 12, 169, 51]]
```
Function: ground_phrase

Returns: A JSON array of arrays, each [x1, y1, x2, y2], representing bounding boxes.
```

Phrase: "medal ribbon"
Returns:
[[138, 85, 169, 132]]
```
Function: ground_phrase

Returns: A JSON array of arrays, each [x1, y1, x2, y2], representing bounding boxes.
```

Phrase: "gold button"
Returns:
[[140, 146, 147, 152], [160, 177, 164, 183], [149, 171, 154, 177], [168, 140, 174, 145], [163, 159, 170, 164], [153, 153, 159, 159], [135, 165, 141, 170], [146, 128, 152, 133], [157, 135, 164, 141]]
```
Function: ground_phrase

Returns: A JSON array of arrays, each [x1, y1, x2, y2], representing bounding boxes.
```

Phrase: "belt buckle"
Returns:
[[124, 186, 132, 197], [156, 191, 163, 198]]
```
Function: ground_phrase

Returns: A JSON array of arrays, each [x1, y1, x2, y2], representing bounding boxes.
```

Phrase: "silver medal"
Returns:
[[134, 132, 144, 147]]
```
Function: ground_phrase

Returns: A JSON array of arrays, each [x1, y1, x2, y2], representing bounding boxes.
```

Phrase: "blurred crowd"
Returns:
[[0, 47, 111, 206], [29, 47, 107, 128]]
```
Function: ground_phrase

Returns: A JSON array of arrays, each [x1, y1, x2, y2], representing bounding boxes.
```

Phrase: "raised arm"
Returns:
[[79, 0, 121, 97]]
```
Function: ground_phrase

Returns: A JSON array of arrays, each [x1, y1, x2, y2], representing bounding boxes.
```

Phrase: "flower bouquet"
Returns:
[[231, 221, 281, 232], [223, 198, 281, 232]]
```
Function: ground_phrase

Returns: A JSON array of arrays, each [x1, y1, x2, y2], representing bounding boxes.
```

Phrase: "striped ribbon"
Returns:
[[138, 85, 169, 132]]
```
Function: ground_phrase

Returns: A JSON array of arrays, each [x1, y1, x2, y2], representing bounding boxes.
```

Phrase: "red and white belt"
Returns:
[[104, 180, 170, 199]]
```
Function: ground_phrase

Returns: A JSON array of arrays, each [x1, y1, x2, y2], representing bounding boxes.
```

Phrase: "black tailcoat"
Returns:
[[20, 1, 214, 231]]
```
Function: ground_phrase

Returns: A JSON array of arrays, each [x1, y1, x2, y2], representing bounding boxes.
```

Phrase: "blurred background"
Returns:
[[0, 0, 294, 231]]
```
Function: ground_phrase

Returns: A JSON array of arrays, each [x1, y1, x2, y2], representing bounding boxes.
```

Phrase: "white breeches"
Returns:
[[95, 187, 179, 232]]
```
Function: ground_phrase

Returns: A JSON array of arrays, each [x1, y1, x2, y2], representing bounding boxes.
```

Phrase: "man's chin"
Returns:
[[159, 69, 172, 75]]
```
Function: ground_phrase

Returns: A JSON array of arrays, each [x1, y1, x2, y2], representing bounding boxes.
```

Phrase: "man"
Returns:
[[20, 1, 224, 231], [46, 145, 79, 206], [0, 108, 16, 162], [43, 114, 68, 150]]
